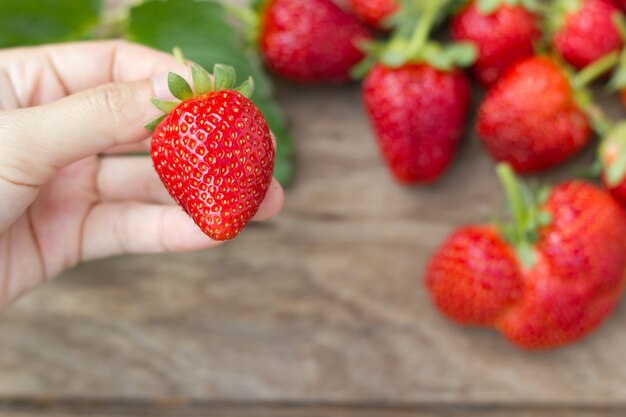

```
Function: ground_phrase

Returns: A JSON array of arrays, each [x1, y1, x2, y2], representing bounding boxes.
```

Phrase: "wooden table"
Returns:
[[3, 2, 626, 416]]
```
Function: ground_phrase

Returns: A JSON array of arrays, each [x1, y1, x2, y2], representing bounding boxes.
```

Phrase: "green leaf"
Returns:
[[151, 98, 178, 113], [168, 72, 193, 101], [128, 0, 272, 99], [145, 115, 166, 131], [191, 63, 213, 95], [0, 0, 102, 47], [236, 77, 255, 98], [213, 64, 237, 91], [128, 0, 294, 185]]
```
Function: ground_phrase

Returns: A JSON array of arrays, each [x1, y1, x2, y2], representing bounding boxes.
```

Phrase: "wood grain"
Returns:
[[3, 0, 626, 406], [0, 402, 626, 417]]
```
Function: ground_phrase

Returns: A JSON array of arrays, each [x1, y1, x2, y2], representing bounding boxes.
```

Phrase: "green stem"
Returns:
[[91, 6, 130, 39], [173, 47, 185, 65], [496, 164, 526, 240], [405, 0, 442, 57], [496, 163, 538, 268], [571, 51, 619, 88], [585, 104, 615, 137]]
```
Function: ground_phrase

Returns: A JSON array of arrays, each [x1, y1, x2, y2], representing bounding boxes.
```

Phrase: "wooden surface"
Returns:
[[4, 0, 626, 415]]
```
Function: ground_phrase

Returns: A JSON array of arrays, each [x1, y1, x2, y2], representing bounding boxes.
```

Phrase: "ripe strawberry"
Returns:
[[426, 164, 626, 349], [257, 0, 372, 83], [147, 64, 275, 241], [477, 56, 590, 173], [600, 122, 626, 206], [357, 0, 476, 183], [551, 0, 623, 70], [450, 1, 540, 87], [347, 0, 399, 29], [363, 63, 471, 183]]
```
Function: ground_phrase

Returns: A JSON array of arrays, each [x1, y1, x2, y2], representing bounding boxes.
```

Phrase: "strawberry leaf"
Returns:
[[213, 64, 237, 91], [151, 98, 178, 113], [145, 115, 166, 131], [0, 0, 102, 47], [236, 77, 255, 98], [168, 72, 193, 101], [191, 63, 213, 95]]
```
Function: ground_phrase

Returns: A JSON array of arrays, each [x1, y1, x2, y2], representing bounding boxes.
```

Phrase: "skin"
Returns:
[[0, 40, 285, 310]]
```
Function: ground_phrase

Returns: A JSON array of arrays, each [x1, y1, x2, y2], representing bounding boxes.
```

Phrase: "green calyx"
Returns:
[[145, 48, 254, 131], [495, 164, 552, 268], [600, 122, 626, 186], [546, 0, 582, 32], [476, 0, 544, 14], [351, 0, 477, 78]]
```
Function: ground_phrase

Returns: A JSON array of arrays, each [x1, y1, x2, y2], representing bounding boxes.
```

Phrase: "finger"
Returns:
[[253, 178, 285, 221], [0, 78, 164, 185], [103, 138, 151, 155], [0, 40, 182, 107], [81, 203, 222, 261], [96, 157, 172, 204]]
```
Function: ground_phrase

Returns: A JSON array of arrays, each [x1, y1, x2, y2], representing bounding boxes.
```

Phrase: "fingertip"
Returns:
[[164, 209, 224, 251], [253, 178, 285, 221]]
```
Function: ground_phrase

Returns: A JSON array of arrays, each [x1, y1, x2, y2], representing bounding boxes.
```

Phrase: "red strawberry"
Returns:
[[600, 122, 626, 206], [426, 164, 626, 349], [477, 56, 591, 173], [363, 63, 471, 183], [426, 226, 524, 325], [258, 0, 372, 83], [347, 0, 399, 29], [450, 1, 540, 87], [552, 0, 623, 70], [358, 0, 475, 183], [148, 64, 275, 241]]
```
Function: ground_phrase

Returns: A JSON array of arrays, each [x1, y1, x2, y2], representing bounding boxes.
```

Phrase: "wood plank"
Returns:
[[4, 0, 626, 404], [0, 402, 626, 417]]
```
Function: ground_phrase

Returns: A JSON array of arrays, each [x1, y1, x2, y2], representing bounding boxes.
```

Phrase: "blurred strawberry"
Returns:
[[363, 63, 471, 183], [357, 0, 476, 183], [451, 0, 540, 87], [256, 0, 372, 82], [347, 0, 399, 29], [551, 0, 623, 70], [427, 164, 626, 349], [477, 56, 591, 172]]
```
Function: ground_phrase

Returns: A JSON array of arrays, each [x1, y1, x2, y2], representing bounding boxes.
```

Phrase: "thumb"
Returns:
[[0, 74, 179, 185]]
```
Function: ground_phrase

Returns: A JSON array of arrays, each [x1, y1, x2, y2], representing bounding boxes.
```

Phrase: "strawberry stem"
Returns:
[[571, 51, 619, 89], [586, 104, 614, 137], [496, 163, 544, 268], [406, 0, 442, 58], [173, 47, 186, 66]]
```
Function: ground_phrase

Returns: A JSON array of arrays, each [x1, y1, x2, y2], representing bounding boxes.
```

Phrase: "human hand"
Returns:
[[0, 40, 285, 310]]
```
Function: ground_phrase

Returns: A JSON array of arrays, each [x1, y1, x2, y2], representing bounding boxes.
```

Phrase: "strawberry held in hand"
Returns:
[[147, 63, 275, 241], [450, 0, 540, 87], [347, 0, 399, 29], [426, 164, 626, 349], [551, 0, 623, 70], [257, 0, 372, 83], [359, 0, 475, 183]]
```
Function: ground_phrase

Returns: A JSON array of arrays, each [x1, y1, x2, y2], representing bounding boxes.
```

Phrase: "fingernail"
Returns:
[[150, 64, 192, 101]]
